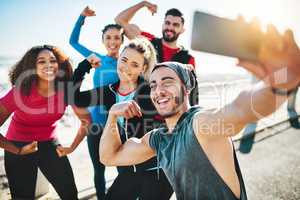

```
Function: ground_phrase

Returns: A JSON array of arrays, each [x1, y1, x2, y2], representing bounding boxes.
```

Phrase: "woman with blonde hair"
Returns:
[[71, 37, 173, 199]]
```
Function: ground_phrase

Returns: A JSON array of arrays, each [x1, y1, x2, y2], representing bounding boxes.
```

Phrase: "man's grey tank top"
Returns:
[[149, 107, 247, 200]]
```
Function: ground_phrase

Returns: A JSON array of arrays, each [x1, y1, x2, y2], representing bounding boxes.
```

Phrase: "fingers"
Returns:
[[91, 59, 101, 68], [284, 29, 299, 51], [266, 24, 284, 52], [87, 53, 102, 68], [144, 2, 157, 15], [124, 101, 142, 119], [236, 14, 246, 24], [29, 141, 38, 147], [249, 17, 261, 32], [150, 5, 158, 15], [56, 146, 66, 157], [131, 101, 142, 117], [19, 141, 38, 155], [83, 6, 96, 16], [29, 141, 38, 151], [110, 101, 142, 119], [237, 59, 267, 80]]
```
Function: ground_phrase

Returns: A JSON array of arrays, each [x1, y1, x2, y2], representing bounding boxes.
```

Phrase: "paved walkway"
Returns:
[[1, 118, 299, 200]]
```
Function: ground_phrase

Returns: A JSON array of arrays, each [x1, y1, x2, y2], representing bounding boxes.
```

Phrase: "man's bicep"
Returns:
[[114, 133, 156, 166], [123, 24, 142, 39]]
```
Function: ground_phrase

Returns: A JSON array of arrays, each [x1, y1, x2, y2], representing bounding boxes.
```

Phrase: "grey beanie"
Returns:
[[151, 61, 196, 90]]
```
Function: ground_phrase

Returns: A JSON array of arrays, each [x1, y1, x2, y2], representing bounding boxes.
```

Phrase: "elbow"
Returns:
[[99, 156, 109, 166], [114, 16, 125, 26], [99, 143, 110, 165], [69, 34, 78, 47], [69, 37, 74, 46], [99, 153, 113, 166], [99, 143, 118, 166]]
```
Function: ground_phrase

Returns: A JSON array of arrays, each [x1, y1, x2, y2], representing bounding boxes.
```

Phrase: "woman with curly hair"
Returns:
[[0, 45, 91, 199]]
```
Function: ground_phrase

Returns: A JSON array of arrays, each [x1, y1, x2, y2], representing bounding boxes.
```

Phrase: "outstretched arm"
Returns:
[[100, 101, 156, 166], [69, 6, 97, 57], [193, 27, 300, 139], [115, 1, 157, 39], [193, 82, 286, 139]]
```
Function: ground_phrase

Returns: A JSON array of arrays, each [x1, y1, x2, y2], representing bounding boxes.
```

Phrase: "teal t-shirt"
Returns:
[[149, 106, 247, 200]]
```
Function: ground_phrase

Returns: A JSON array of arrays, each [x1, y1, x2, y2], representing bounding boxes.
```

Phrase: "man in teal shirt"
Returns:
[[99, 28, 300, 199]]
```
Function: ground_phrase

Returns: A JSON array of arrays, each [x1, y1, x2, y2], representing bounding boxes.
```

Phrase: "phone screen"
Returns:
[[191, 11, 263, 61]]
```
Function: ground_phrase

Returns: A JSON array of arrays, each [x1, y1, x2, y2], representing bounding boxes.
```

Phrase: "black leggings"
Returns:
[[105, 169, 173, 200], [87, 128, 106, 199], [4, 140, 78, 200]]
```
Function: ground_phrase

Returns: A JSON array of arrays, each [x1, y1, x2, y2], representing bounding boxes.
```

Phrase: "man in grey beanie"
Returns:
[[99, 28, 300, 199]]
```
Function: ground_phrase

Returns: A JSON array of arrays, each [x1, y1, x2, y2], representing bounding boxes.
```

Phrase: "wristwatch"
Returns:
[[271, 87, 298, 96]]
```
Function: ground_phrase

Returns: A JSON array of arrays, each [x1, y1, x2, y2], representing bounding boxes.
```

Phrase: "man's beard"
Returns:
[[160, 86, 185, 119], [162, 29, 180, 43]]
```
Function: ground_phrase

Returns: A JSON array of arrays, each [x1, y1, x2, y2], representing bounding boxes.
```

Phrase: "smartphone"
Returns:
[[191, 11, 264, 61]]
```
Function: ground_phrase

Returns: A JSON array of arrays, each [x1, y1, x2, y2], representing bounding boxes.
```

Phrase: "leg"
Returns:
[[87, 127, 106, 199], [139, 170, 173, 200], [105, 173, 139, 200], [37, 141, 78, 200], [157, 170, 174, 200], [4, 141, 38, 200]]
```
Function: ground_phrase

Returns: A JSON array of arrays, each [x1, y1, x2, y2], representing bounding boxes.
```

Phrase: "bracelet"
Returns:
[[271, 87, 298, 96]]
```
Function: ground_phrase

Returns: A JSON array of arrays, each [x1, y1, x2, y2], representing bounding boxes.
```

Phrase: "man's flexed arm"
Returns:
[[115, 1, 157, 39], [100, 101, 156, 166], [115, 1, 157, 26]]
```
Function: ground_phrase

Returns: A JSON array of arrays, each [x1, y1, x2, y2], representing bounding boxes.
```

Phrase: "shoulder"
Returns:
[[0, 87, 29, 113], [186, 106, 203, 120], [148, 128, 163, 151], [141, 31, 156, 41]]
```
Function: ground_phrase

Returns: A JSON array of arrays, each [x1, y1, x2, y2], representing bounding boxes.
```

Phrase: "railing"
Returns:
[[1, 78, 299, 199], [197, 78, 300, 153]]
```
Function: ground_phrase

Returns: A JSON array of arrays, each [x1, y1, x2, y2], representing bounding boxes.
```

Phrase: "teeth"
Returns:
[[43, 70, 55, 75], [157, 99, 168, 104]]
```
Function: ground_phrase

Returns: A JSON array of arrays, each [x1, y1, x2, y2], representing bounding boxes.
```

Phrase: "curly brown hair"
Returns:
[[9, 45, 73, 96]]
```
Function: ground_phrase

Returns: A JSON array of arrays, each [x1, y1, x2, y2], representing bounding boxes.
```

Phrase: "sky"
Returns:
[[0, 0, 299, 74]]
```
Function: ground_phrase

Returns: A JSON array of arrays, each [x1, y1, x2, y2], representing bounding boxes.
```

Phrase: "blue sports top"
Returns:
[[69, 15, 119, 126]]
